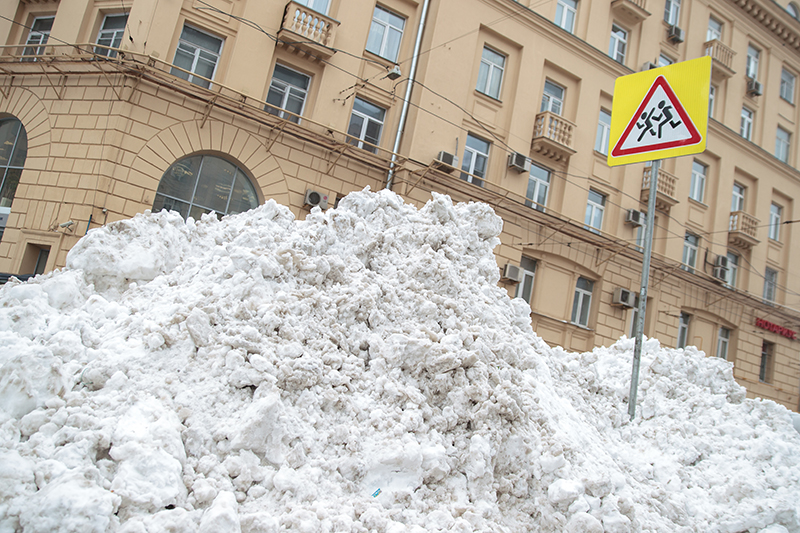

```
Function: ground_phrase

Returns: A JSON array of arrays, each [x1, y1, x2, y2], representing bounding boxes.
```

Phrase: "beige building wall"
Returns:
[[1, 0, 799, 410]]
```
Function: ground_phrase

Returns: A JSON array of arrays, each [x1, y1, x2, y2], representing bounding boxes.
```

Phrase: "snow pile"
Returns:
[[1, 189, 799, 533]]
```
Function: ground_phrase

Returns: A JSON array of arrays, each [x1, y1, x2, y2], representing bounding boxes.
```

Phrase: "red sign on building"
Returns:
[[755, 318, 797, 340]]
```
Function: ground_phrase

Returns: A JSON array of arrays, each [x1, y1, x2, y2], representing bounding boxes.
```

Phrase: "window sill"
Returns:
[[687, 197, 708, 209], [474, 89, 503, 105], [569, 322, 594, 331]]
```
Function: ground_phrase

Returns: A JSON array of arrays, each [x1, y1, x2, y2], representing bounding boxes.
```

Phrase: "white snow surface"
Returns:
[[1, 188, 799, 533]]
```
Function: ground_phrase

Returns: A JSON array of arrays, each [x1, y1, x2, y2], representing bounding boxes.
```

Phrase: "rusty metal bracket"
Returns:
[[405, 166, 433, 194], [538, 221, 569, 247], [0, 74, 13, 99], [200, 95, 217, 129], [265, 121, 287, 152], [39, 61, 67, 99], [326, 144, 350, 174], [595, 242, 631, 269], [92, 62, 124, 100]]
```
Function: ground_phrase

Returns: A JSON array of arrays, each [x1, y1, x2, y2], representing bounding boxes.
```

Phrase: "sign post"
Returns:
[[607, 56, 711, 419]]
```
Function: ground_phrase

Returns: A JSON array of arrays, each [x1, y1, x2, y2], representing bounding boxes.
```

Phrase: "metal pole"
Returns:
[[629, 159, 660, 419]]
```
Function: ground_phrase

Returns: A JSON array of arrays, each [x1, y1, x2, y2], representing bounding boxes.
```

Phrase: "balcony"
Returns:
[[531, 111, 576, 163], [728, 210, 760, 250], [640, 166, 678, 214], [610, 0, 650, 25], [277, 1, 339, 60], [704, 40, 736, 81]]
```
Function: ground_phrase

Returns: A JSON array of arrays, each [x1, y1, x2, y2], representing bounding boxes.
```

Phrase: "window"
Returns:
[[525, 162, 551, 212], [789, 2, 800, 19], [681, 233, 699, 273], [664, 0, 681, 25], [295, 0, 330, 14], [476, 47, 505, 99], [716, 327, 730, 359], [763, 267, 778, 304], [171, 25, 223, 89], [515, 257, 537, 303], [0, 118, 27, 219], [725, 252, 739, 288], [780, 69, 795, 103], [541, 81, 564, 115], [22, 16, 54, 60], [152, 155, 259, 220], [746, 45, 760, 80], [731, 183, 745, 212], [658, 54, 673, 67], [776, 127, 791, 163], [760, 341, 774, 382], [608, 25, 627, 64], [769, 203, 782, 241], [689, 160, 707, 203], [677, 312, 691, 348], [366, 6, 405, 62], [266, 64, 310, 123], [629, 294, 641, 337], [95, 14, 128, 58], [584, 189, 606, 233], [555, 0, 577, 33], [707, 17, 722, 41], [460, 134, 490, 187], [709, 85, 716, 118], [571, 277, 594, 327], [740, 107, 753, 140], [347, 97, 386, 153], [595, 109, 612, 155], [635, 214, 648, 251]]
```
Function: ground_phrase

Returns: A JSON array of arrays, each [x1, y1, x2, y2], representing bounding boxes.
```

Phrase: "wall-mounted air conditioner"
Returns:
[[667, 25, 685, 44], [304, 189, 329, 209], [507, 152, 531, 173], [746, 78, 763, 97], [433, 151, 458, 170], [501, 263, 523, 284], [612, 287, 636, 308], [714, 255, 729, 269], [625, 209, 645, 226], [713, 266, 728, 281], [641, 62, 658, 71]]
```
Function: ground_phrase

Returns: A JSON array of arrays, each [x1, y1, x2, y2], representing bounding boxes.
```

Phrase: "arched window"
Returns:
[[152, 154, 259, 220], [0, 118, 27, 209], [788, 2, 799, 19]]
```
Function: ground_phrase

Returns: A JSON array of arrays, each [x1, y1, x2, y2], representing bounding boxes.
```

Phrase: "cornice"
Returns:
[[729, 0, 800, 51]]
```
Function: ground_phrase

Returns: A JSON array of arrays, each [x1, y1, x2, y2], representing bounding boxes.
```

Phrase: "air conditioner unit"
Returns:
[[746, 78, 763, 97], [501, 263, 523, 284], [304, 189, 329, 209], [612, 287, 636, 308], [713, 266, 728, 281], [714, 255, 729, 269], [667, 25, 685, 44], [641, 61, 658, 71], [507, 152, 531, 173], [625, 209, 645, 226], [433, 150, 458, 170]]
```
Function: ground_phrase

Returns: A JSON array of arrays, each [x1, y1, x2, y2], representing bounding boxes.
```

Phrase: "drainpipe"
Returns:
[[385, 0, 430, 190]]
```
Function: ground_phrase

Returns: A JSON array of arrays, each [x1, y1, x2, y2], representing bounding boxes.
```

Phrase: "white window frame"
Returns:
[[716, 327, 730, 359], [776, 127, 791, 163], [295, 0, 330, 15], [95, 14, 128, 58], [764, 267, 777, 304], [725, 251, 739, 288], [709, 85, 716, 118], [746, 45, 760, 80], [740, 107, 753, 140], [707, 17, 722, 41], [609, 24, 627, 64], [525, 162, 551, 212], [760, 341, 774, 382], [769, 202, 782, 241], [171, 25, 224, 89], [658, 54, 673, 67], [780, 68, 796, 103], [595, 108, 612, 155], [682, 233, 699, 273], [584, 189, 606, 234], [555, 0, 577, 33], [541, 80, 565, 115], [677, 312, 691, 348], [460, 134, 490, 186], [366, 6, 405, 63], [731, 182, 745, 212], [515, 257, 537, 303], [571, 277, 594, 327], [664, 0, 681, 25], [347, 97, 386, 153], [689, 160, 707, 203], [475, 47, 505, 99], [23, 16, 54, 60], [266, 63, 311, 123], [635, 214, 648, 251]]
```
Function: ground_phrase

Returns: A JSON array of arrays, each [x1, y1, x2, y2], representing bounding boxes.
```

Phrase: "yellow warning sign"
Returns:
[[607, 56, 711, 166]]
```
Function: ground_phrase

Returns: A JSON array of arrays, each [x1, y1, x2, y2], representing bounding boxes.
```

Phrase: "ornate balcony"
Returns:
[[641, 166, 678, 214], [610, 0, 650, 25], [277, 1, 339, 59], [704, 40, 736, 81], [728, 210, 760, 250], [531, 111, 576, 163]]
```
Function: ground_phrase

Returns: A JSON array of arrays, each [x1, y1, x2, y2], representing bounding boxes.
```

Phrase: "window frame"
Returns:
[[525, 162, 551, 212], [555, 0, 577, 33], [776, 127, 791, 163], [780, 68, 796, 103], [763, 267, 778, 304], [366, 5, 406, 63], [460, 134, 491, 187], [595, 108, 612, 155], [515, 256, 537, 304], [170, 24, 224, 89], [664, 0, 681, 25], [475, 46, 506, 100], [769, 202, 782, 241], [730, 183, 745, 212], [677, 311, 691, 348], [0, 118, 27, 214], [709, 85, 716, 118], [760, 341, 774, 382], [22, 16, 55, 60], [541, 80, 565, 115], [746, 45, 760, 80], [716, 327, 730, 359], [294, 0, 330, 15], [608, 24, 628, 64], [346, 97, 386, 154], [584, 189, 606, 234], [725, 251, 739, 288], [681, 232, 699, 273], [95, 14, 128, 58], [689, 160, 707, 203], [265, 63, 311, 124], [740, 107, 753, 140], [707, 17, 723, 41], [571, 277, 594, 328]]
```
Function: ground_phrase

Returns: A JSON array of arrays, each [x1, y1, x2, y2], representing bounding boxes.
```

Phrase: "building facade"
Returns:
[[1, 0, 799, 410]]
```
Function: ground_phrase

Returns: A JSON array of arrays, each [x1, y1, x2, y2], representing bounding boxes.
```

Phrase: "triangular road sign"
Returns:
[[611, 75, 702, 158]]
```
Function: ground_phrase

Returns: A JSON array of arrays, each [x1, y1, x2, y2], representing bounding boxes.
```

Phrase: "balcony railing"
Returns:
[[704, 40, 736, 80], [610, 0, 650, 25], [641, 166, 678, 213], [277, 1, 339, 59], [728, 210, 760, 249], [531, 111, 576, 162]]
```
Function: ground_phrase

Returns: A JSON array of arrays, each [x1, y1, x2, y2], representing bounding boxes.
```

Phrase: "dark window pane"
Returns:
[[157, 156, 201, 201]]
